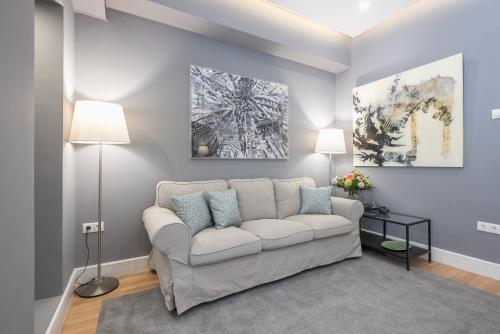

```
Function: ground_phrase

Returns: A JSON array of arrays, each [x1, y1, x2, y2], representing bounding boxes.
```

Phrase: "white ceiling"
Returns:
[[264, 0, 419, 37]]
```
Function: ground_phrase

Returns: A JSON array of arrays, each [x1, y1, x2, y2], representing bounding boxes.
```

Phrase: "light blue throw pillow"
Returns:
[[171, 191, 212, 236], [299, 186, 332, 215], [207, 189, 241, 229]]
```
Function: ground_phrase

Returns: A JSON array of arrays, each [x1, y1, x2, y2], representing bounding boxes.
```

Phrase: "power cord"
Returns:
[[74, 226, 94, 294]]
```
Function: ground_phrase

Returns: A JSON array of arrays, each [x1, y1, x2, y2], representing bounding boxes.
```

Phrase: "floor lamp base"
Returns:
[[75, 277, 119, 298]]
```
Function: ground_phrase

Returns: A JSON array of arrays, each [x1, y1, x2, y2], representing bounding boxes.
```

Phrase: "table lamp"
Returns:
[[70, 100, 130, 297], [315, 128, 346, 184]]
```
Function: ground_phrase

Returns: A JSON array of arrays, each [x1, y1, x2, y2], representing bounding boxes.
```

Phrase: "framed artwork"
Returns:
[[352, 53, 463, 167], [190, 65, 288, 159]]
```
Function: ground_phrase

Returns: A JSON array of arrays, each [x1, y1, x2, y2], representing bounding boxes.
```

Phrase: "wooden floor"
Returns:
[[413, 258, 500, 296], [61, 259, 500, 334], [62, 271, 159, 334]]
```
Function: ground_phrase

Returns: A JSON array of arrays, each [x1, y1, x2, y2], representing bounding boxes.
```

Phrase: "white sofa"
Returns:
[[143, 177, 363, 314]]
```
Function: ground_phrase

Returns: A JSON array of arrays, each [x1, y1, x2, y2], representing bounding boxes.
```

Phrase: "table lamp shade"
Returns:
[[315, 128, 346, 154], [70, 101, 130, 144]]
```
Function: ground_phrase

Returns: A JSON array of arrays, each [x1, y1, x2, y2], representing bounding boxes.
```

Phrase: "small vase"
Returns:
[[348, 192, 366, 204]]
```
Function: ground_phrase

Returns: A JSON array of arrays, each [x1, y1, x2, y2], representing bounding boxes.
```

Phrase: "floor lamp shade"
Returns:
[[69, 100, 129, 298], [315, 128, 346, 185], [315, 128, 346, 154], [70, 101, 130, 144]]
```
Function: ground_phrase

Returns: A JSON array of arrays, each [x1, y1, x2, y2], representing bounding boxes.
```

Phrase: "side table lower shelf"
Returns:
[[360, 231, 430, 267]]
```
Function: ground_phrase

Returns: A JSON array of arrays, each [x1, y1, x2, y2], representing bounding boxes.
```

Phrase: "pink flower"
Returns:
[[345, 173, 354, 180]]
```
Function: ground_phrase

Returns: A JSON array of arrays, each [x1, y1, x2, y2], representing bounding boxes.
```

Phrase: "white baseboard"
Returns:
[[362, 229, 500, 280], [74, 255, 150, 283], [45, 255, 150, 334], [44, 270, 76, 334]]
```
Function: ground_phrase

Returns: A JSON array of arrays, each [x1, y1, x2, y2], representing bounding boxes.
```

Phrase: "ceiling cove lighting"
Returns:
[[359, 1, 371, 11]]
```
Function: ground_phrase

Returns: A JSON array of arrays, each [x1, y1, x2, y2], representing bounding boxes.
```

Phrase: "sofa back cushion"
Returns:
[[228, 178, 277, 221], [273, 177, 316, 218], [156, 180, 228, 211]]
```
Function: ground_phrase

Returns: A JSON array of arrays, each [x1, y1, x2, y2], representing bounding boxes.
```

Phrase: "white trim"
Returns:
[[45, 255, 150, 334], [44, 270, 76, 334], [362, 229, 500, 280], [73, 255, 150, 283]]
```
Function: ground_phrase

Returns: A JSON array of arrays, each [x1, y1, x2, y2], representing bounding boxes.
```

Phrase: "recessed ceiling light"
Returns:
[[359, 1, 371, 11]]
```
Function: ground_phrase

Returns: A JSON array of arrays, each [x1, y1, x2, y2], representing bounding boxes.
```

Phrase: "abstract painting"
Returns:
[[352, 54, 463, 167], [190, 65, 288, 159]]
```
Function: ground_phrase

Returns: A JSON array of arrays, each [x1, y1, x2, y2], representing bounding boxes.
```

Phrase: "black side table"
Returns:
[[361, 210, 431, 271]]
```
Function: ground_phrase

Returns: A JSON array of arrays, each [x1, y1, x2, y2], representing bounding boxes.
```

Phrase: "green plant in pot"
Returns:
[[332, 169, 372, 201]]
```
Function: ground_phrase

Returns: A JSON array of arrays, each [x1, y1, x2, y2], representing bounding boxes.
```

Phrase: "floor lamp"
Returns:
[[315, 128, 346, 185], [70, 100, 130, 298]]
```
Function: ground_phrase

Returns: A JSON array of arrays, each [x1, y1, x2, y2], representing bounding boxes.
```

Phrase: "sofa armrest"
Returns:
[[331, 197, 364, 222], [143, 206, 190, 265]]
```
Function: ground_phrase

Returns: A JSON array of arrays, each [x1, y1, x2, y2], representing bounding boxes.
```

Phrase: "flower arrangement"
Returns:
[[332, 169, 372, 198]]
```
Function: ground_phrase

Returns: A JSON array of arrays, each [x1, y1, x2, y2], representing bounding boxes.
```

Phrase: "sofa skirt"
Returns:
[[150, 229, 362, 314]]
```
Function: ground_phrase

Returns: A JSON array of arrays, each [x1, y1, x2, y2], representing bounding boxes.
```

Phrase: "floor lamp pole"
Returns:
[[97, 142, 103, 280], [75, 143, 119, 298]]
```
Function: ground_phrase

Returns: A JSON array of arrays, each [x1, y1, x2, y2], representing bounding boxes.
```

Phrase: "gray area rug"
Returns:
[[97, 252, 500, 334]]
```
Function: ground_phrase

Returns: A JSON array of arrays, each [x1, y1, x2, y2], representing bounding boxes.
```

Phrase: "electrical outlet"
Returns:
[[82, 222, 104, 234], [477, 221, 488, 232], [477, 221, 500, 235], [492, 109, 500, 119], [490, 224, 499, 234]]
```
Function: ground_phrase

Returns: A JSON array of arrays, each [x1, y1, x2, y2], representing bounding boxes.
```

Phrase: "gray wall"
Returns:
[[34, 0, 76, 302], [74, 10, 336, 265], [0, 0, 35, 333], [335, 0, 500, 263], [35, 0, 64, 300], [62, 0, 76, 294]]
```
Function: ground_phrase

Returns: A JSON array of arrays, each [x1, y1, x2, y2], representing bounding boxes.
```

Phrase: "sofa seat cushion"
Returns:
[[190, 227, 262, 266], [240, 219, 313, 250], [286, 214, 354, 240]]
